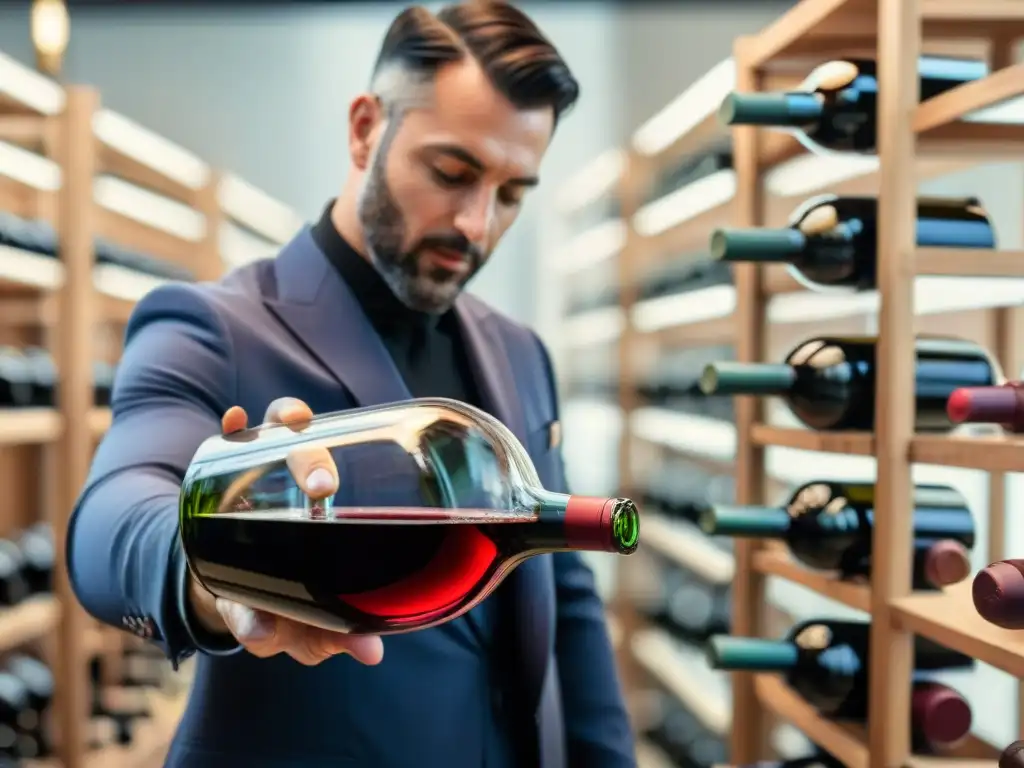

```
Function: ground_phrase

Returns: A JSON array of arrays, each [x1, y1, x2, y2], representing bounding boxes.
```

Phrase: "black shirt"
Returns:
[[310, 202, 484, 410], [312, 203, 529, 766]]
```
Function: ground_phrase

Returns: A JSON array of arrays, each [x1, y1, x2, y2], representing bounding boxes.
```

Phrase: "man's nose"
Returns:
[[453, 190, 495, 247]]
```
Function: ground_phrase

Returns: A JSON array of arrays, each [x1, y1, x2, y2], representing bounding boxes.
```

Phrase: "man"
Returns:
[[66, 2, 635, 766]]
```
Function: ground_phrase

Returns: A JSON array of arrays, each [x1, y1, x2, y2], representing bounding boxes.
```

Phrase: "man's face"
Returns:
[[354, 60, 555, 314]]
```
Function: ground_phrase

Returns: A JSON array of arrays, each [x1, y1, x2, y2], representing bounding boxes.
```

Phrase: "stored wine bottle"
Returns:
[[707, 620, 974, 749], [0, 672, 33, 760], [947, 382, 1024, 433], [710, 195, 995, 292], [0, 348, 34, 409], [718, 56, 987, 154], [5, 655, 53, 758], [700, 335, 998, 432], [637, 257, 732, 303], [646, 150, 733, 206], [16, 523, 54, 596], [0, 540, 30, 607], [700, 481, 974, 589], [737, 755, 845, 768], [180, 397, 641, 635], [971, 559, 1024, 629], [1002, 741, 1024, 768]]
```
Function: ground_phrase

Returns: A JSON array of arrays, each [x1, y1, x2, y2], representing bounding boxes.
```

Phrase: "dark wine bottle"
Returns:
[[637, 257, 732, 303], [947, 382, 1024, 433], [21, 348, 55, 408], [700, 481, 974, 589], [971, 560, 1024, 629], [737, 755, 845, 768], [0, 540, 30, 608], [16, 523, 54, 596], [638, 344, 735, 422], [707, 620, 973, 749], [700, 335, 998, 432], [718, 56, 988, 154], [645, 150, 733, 206], [0, 672, 34, 760], [5, 655, 53, 758], [0, 347, 35, 409], [709, 195, 995, 292], [1002, 741, 1024, 768]]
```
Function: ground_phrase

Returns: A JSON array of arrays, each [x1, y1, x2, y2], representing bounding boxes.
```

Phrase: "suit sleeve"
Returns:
[[66, 283, 243, 668], [532, 334, 636, 767]]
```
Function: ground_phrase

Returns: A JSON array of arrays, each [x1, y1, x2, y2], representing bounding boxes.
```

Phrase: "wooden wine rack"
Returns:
[[552, 2, 1024, 767], [0, 50, 303, 767]]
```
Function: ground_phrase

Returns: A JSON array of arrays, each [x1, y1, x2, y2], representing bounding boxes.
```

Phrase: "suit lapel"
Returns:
[[262, 228, 412, 408], [455, 299, 555, 720], [453, 297, 528, 448]]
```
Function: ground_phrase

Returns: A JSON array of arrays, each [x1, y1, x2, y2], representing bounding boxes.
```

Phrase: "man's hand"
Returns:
[[186, 396, 384, 667]]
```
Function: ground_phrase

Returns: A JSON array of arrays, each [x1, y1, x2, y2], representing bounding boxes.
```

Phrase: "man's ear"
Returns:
[[349, 94, 384, 171]]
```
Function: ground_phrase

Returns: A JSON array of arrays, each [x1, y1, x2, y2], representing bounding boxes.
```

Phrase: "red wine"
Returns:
[[710, 195, 995, 292], [700, 481, 974, 589], [700, 336, 998, 432], [183, 503, 639, 635], [947, 382, 1024, 433], [718, 56, 987, 154], [707, 619, 973, 750]]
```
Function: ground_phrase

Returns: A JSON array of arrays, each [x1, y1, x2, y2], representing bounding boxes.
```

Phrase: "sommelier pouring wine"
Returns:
[[65, 3, 635, 767]]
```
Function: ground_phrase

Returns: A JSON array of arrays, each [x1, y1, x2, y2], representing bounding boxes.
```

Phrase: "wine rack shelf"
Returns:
[[0, 45, 302, 768], [754, 674, 869, 768], [552, 0, 1024, 765]]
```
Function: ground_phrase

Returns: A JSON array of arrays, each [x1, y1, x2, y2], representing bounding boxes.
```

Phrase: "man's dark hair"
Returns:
[[370, 1, 580, 126]]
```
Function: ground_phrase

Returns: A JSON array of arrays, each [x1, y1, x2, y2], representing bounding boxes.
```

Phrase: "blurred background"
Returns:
[[0, 0, 1022, 767]]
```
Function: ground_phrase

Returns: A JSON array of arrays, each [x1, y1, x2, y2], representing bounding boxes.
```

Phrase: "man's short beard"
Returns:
[[356, 120, 475, 315]]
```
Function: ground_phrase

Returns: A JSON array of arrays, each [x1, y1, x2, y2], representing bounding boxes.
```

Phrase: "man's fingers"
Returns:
[[221, 406, 248, 435], [263, 397, 315, 431], [216, 599, 279, 657], [286, 447, 339, 499], [215, 599, 384, 666]]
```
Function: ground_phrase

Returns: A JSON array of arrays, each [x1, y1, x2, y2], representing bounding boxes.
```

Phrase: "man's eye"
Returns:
[[498, 188, 524, 207], [431, 168, 470, 187]]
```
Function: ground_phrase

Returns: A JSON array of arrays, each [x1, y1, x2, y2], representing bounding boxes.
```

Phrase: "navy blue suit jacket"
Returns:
[[66, 227, 636, 767]]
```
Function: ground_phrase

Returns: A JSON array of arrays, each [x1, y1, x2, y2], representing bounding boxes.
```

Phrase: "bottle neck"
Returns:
[[706, 635, 799, 671], [699, 504, 791, 538], [710, 227, 808, 265], [700, 361, 797, 396], [518, 489, 640, 556]]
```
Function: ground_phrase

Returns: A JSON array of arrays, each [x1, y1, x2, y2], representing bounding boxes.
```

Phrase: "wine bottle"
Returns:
[[22, 348, 55, 408], [0, 348, 35, 409], [1002, 741, 1024, 768], [971, 559, 1024, 629], [637, 257, 732, 303], [180, 397, 641, 635], [707, 620, 973, 749], [5, 655, 53, 758], [717, 56, 987, 154], [700, 335, 998, 432], [947, 382, 1024, 433], [709, 195, 995, 292], [737, 755, 845, 768], [700, 481, 974, 589], [646, 150, 733, 206], [638, 344, 735, 422], [0, 540, 30, 608], [0, 672, 34, 760], [16, 523, 54, 596]]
